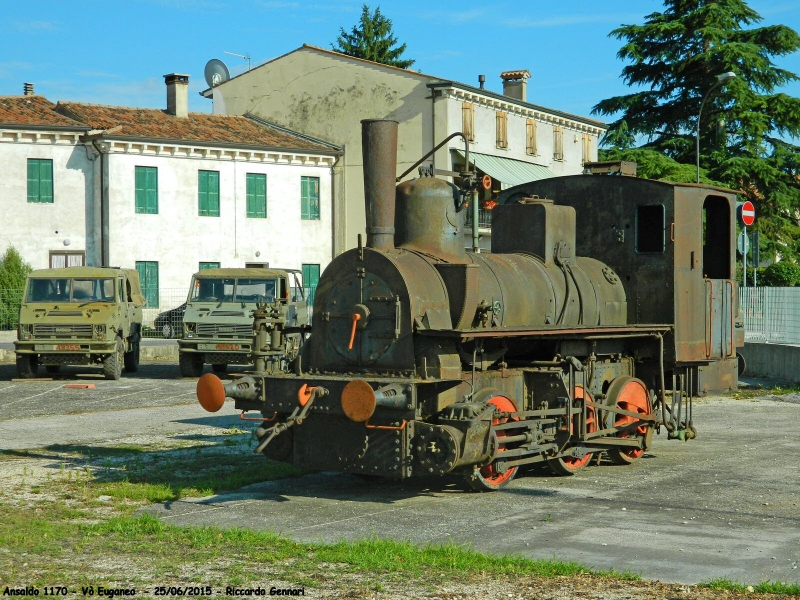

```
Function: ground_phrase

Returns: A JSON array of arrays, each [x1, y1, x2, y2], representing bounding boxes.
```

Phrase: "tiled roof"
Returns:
[[0, 95, 87, 128], [56, 102, 334, 151]]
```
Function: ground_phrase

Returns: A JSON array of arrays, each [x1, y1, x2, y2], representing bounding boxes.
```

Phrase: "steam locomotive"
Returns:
[[197, 119, 742, 491]]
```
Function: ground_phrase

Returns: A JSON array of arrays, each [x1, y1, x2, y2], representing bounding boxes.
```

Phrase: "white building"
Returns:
[[202, 45, 606, 253], [0, 76, 341, 315]]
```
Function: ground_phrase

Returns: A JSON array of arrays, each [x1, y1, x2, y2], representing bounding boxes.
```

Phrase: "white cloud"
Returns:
[[13, 21, 56, 33]]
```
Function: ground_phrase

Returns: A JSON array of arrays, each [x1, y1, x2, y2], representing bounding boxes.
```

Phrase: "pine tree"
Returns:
[[593, 0, 800, 261], [332, 5, 415, 69], [0, 246, 32, 329]]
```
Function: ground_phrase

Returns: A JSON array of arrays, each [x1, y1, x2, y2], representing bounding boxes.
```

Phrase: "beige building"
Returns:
[[202, 45, 606, 254]]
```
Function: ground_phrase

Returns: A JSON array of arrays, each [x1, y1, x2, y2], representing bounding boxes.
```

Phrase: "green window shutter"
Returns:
[[27, 159, 53, 203], [199, 171, 220, 217], [39, 160, 53, 203], [246, 173, 266, 218], [135, 261, 159, 308], [27, 160, 40, 203], [135, 167, 158, 214], [301, 176, 320, 220], [301, 263, 320, 305]]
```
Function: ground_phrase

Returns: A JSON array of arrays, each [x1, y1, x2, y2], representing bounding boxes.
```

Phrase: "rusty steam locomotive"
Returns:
[[197, 119, 742, 491]]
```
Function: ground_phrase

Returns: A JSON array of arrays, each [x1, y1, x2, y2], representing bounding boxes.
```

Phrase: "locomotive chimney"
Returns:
[[361, 119, 399, 251]]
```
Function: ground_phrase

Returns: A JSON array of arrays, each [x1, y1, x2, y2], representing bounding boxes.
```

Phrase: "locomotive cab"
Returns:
[[500, 176, 742, 395]]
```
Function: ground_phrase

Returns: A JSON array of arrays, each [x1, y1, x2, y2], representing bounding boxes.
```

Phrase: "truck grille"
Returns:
[[34, 324, 93, 338], [196, 323, 252, 338]]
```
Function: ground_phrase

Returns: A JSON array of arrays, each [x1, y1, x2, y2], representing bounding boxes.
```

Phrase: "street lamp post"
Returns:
[[696, 71, 736, 183]]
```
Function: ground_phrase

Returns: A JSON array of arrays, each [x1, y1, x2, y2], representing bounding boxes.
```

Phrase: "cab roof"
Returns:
[[192, 268, 292, 278], [28, 266, 138, 278]]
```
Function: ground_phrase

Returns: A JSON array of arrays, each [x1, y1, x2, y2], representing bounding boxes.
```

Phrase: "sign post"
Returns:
[[737, 201, 756, 287]]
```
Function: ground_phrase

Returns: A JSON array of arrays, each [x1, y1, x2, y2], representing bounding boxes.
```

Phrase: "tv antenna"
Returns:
[[204, 59, 231, 87], [224, 50, 251, 71]]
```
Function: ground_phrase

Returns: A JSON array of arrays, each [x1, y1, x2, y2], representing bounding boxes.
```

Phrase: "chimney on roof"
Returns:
[[164, 73, 189, 118], [500, 70, 531, 102], [23, 83, 34, 96]]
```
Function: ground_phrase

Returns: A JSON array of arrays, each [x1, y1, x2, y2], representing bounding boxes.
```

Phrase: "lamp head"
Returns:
[[717, 71, 736, 83]]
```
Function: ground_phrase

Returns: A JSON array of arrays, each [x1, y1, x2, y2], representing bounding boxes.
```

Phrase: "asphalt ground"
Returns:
[[1, 361, 798, 586]]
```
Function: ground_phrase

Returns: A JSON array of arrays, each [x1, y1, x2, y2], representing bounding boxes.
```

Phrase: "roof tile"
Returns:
[[0, 95, 86, 127]]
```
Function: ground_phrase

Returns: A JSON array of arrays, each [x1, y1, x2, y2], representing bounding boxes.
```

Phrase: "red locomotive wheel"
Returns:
[[467, 394, 519, 491], [547, 386, 597, 476], [604, 377, 653, 465]]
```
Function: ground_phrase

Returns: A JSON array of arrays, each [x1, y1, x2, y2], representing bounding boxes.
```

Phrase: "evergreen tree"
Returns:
[[0, 246, 32, 330], [593, 0, 800, 262], [332, 5, 415, 69]]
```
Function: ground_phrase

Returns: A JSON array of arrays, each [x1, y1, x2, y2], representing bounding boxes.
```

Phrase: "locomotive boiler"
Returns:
[[197, 119, 741, 491]]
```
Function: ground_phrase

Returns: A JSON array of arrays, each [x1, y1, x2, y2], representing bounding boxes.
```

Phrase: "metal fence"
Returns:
[[740, 287, 800, 345], [464, 208, 493, 228]]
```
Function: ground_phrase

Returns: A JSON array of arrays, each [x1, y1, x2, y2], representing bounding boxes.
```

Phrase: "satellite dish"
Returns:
[[204, 59, 230, 87]]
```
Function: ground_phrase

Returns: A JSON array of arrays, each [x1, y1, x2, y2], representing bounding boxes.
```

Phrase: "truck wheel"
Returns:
[[211, 363, 227, 374], [124, 341, 140, 373], [16, 354, 38, 379], [179, 352, 204, 377], [103, 340, 124, 380]]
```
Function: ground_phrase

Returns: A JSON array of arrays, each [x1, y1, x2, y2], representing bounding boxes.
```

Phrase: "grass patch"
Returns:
[[727, 383, 800, 400], [701, 578, 800, 595]]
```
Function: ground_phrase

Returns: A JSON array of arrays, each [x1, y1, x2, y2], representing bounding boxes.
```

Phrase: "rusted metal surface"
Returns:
[[361, 119, 398, 251]]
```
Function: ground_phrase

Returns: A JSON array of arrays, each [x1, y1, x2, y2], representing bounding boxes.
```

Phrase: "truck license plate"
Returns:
[[56, 344, 81, 351], [215, 343, 240, 351]]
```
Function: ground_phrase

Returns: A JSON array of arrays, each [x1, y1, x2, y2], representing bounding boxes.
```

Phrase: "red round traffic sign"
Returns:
[[739, 201, 755, 226]]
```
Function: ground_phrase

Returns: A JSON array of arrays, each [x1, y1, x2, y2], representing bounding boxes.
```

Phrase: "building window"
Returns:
[[27, 159, 54, 203], [135, 166, 158, 214], [462, 102, 475, 142], [246, 173, 267, 218], [581, 133, 592, 164], [199, 262, 220, 270], [135, 261, 159, 308], [198, 170, 220, 217], [301, 176, 320, 220], [49, 251, 84, 268], [496, 111, 508, 149], [302, 264, 320, 305], [526, 119, 538, 155], [553, 126, 564, 161]]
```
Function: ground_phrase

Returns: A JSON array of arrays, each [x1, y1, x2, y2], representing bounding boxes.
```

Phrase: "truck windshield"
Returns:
[[191, 278, 235, 302], [26, 278, 115, 302], [190, 277, 277, 303]]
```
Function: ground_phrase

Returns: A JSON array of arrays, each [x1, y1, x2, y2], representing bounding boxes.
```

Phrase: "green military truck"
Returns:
[[15, 267, 145, 380], [177, 268, 310, 377]]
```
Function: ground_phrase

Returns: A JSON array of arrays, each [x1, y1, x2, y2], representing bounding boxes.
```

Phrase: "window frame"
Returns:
[[49, 251, 85, 268], [526, 119, 538, 156], [462, 102, 475, 142], [553, 126, 564, 161], [198, 170, 220, 217], [246, 173, 267, 219], [27, 158, 54, 204], [135, 261, 159, 308], [135, 166, 159, 214], [635, 204, 666, 254], [301, 176, 320, 221], [496, 111, 508, 149]]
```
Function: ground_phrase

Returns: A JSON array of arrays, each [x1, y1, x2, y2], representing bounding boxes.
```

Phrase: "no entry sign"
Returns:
[[739, 201, 755, 226]]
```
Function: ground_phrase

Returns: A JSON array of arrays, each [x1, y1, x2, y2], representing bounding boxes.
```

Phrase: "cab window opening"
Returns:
[[702, 195, 731, 279], [635, 204, 665, 253]]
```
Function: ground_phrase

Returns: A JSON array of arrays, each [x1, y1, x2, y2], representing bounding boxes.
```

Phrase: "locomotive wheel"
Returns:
[[604, 376, 653, 465], [465, 394, 519, 492], [547, 386, 597, 476]]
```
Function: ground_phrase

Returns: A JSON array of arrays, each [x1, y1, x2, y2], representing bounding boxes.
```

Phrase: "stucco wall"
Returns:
[[212, 48, 435, 253], [0, 132, 92, 269], [105, 149, 334, 299]]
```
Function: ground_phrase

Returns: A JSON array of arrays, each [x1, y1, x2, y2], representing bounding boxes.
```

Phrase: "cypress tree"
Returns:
[[332, 5, 415, 69]]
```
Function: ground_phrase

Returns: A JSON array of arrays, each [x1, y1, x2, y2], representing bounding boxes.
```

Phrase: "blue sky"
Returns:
[[2, 0, 799, 130]]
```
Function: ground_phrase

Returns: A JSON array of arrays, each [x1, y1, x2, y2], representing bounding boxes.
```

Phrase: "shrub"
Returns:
[[0, 247, 33, 330], [761, 261, 800, 287]]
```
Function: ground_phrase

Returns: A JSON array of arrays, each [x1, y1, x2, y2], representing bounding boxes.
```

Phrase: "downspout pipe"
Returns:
[[361, 119, 398, 251]]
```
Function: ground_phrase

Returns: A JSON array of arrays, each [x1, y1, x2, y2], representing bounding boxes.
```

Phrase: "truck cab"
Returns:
[[177, 268, 309, 377], [15, 267, 145, 380]]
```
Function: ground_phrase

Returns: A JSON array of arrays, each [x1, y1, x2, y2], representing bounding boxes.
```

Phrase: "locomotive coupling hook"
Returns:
[[253, 385, 329, 453]]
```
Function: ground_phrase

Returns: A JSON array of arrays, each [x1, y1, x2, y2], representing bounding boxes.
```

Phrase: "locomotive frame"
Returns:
[[197, 119, 742, 491]]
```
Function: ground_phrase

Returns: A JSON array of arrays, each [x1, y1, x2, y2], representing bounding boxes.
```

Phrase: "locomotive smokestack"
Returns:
[[361, 119, 399, 251]]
